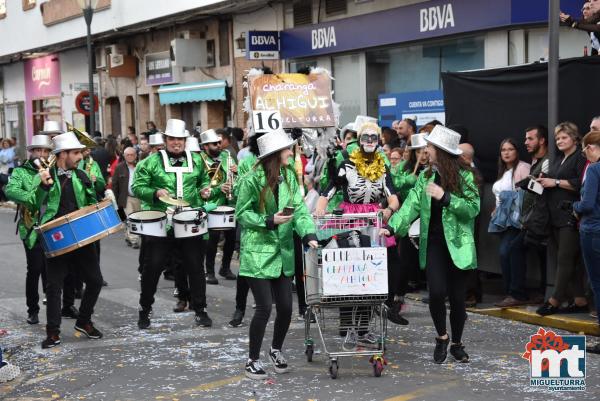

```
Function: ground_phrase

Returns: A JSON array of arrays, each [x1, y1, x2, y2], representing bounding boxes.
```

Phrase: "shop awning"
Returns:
[[158, 80, 227, 105]]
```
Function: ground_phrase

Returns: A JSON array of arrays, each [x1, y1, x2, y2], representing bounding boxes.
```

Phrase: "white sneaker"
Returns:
[[268, 347, 290, 374], [245, 359, 267, 380]]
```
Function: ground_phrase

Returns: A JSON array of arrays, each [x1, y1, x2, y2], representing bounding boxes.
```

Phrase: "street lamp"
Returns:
[[77, 0, 99, 134]]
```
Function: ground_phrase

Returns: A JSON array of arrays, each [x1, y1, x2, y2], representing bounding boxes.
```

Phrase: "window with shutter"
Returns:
[[293, 0, 312, 26], [325, 0, 346, 16]]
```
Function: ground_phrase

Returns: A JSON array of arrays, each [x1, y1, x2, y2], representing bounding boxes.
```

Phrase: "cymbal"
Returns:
[[159, 195, 190, 207]]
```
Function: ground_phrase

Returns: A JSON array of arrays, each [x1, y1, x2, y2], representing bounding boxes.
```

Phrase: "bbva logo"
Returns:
[[420, 3, 455, 32], [311, 26, 337, 50]]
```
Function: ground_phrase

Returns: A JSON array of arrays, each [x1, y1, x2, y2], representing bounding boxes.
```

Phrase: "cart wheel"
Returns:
[[305, 344, 314, 362], [373, 359, 384, 377], [329, 360, 338, 379]]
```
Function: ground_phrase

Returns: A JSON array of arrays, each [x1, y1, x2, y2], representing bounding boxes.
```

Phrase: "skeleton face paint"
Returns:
[[360, 132, 379, 153]]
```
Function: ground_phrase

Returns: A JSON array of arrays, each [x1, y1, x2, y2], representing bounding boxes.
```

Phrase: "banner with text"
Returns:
[[322, 247, 388, 296], [248, 73, 335, 128]]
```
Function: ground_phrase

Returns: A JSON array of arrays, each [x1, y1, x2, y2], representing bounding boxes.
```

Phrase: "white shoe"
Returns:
[[268, 347, 290, 374], [245, 359, 267, 380]]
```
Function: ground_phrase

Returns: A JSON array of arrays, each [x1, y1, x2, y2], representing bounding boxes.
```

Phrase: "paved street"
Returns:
[[0, 208, 598, 401]]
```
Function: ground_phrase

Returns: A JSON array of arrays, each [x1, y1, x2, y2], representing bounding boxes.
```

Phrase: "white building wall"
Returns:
[[0, 0, 230, 58], [1, 63, 25, 103]]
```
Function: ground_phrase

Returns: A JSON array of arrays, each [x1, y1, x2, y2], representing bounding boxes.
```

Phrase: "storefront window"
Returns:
[[32, 96, 62, 134], [288, 60, 317, 73], [332, 54, 361, 126], [366, 36, 484, 117]]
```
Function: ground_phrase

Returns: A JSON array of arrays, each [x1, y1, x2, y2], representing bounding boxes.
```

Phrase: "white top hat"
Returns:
[[425, 125, 462, 156], [149, 133, 164, 146], [185, 136, 201, 152], [27, 135, 54, 151], [52, 132, 85, 154], [257, 128, 296, 159], [38, 120, 63, 135], [407, 133, 428, 150], [200, 129, 221, 145], [163, 119, 188, 138], [339, 122, 356, 139], [353, 115, 378, 134]]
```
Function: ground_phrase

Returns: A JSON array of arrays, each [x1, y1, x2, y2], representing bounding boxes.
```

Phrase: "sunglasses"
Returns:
[[360, 134, 379, 143]]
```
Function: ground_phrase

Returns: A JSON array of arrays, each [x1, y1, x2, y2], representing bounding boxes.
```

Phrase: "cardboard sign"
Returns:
[[248, 73, 335, 128], [321, 247, 388, 296], [252, 110, 282, 133]]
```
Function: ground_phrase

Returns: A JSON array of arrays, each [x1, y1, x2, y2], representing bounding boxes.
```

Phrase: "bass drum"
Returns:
[[127, 210, 167, 237], [207, 206, 236, 230], [172, 209, 208, 238]]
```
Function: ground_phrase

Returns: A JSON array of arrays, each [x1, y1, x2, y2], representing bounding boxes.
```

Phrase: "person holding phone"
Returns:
[[235, 127, 317, 380]]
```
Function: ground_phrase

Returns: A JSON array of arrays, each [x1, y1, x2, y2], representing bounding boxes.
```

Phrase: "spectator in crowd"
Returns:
[[420, 119, 443, 134], [573, 130, 600, 354], [139, 136, 150, 160], [396, 118, 417, 148], [217, 128, 238, 161], [590, 116, 600, 131], [381, 127, 400, 149], [492, 139, 531, 307], [560, 1, 600, 55], [389, 147, 403, 168], [146, 121, 158, 135], [231, 127, 244, 150], [382, 144, 392, 159], [112, 147, 141, 248], [105, 137, 121, 188], [304, 175, 319, 214], [91, 136, 111, 181], [392, 120, 400, 134], [127, 127, 139, 152], [0, 138, 16, 201], [536, 122, 588, 316]]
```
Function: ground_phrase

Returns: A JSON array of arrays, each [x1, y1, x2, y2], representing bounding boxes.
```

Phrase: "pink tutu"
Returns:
[[337, 202, 396, 248]]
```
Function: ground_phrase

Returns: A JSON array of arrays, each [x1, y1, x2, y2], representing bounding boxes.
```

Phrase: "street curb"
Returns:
[[467, 306, 600, 336]]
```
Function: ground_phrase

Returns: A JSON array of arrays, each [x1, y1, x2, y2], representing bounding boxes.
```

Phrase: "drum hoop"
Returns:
[[44, 223, 124, 258], [173, 212, 206, 224], [128, 212, 167, 224], [38, 199, 112, 231], [208, 209, 234, 216]]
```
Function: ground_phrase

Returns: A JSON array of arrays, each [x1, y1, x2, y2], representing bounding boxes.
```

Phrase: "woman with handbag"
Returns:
[[236, 127, 318, 379], [380, 125, 480, 364], [492, 139, 531, 307]]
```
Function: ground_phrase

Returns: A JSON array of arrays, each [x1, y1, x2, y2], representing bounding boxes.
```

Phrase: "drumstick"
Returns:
[[412, 160, 419, 176], [33, 159, 53, 185]]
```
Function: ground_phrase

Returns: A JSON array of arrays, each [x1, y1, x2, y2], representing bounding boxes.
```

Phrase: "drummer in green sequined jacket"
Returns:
[[391, 133, 430, 201]]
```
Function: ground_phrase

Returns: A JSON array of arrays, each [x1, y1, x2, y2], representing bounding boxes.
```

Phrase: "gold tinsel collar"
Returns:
[[349, 149, 386, 182]]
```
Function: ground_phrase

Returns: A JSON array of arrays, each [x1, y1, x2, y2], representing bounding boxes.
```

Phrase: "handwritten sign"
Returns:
[[248, 73, 335, 128], [321, 247, 388, 296]]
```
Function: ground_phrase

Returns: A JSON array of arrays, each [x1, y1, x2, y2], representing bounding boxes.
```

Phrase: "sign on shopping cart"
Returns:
[[321, 247, 388, 296]]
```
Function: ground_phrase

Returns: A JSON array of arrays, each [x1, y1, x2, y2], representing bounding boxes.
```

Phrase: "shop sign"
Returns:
[[145, 51, 177, 86], [321, 247, 388, 296], [378, 90, 445, 128], [246, 31, 279, 60], [248, 73, 335, 128], [24, 54, 62, 139], [280, 0, 582, 58]]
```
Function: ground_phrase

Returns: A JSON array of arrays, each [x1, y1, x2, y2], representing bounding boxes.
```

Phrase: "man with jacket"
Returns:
[[36, 132, 105, 348], [5, 135, 53, 325], [112, 147, 140, 248], [132, 119, 213, 329]]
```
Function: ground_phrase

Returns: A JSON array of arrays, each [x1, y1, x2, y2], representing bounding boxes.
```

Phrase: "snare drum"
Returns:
[[172, 209, 208, 238], [166, 206, 191, 225], [36, 199, 124, 258], [127, 210, 167, 237], [207, 206, 236, 230], [408, 218, 420, 249]]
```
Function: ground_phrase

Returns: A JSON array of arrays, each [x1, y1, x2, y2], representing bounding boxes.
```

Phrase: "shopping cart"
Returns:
[[303, 212, 388, 379]]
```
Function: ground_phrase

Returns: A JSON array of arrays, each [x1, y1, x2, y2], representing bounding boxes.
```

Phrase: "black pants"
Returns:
[[205, 229, 236, 275], [426, 234, 468, 344], [23, 240, 47, 315], [137, 236, 146, 274], [235, 275, 250, 312], [386, 243, 402, 304], [45, 244, 103, 334], [399, 235, 421, 290], [247, 274, 293, 360], [140, 236, 206, 313], [293, 233, 307, 314]]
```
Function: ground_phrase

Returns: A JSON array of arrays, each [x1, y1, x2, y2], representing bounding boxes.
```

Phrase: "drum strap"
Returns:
[[160, 150, 193, 199]]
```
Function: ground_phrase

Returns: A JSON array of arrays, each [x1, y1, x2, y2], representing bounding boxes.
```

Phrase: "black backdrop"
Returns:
[[442, 56, 600, 182]]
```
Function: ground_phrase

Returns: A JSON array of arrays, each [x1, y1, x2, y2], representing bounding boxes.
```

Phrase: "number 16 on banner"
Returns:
[[252, 110, 282, 133]]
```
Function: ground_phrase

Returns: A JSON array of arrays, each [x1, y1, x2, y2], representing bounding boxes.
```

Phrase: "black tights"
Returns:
[[426, 235, 468, 344], [246, 274, 292, 361]]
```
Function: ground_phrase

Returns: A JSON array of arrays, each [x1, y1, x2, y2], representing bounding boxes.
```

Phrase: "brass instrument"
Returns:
[[225, 150, 236, 201], [66, 122, 97, 148], [85, 155, 94, 175], [201, 152, 224, 187]]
